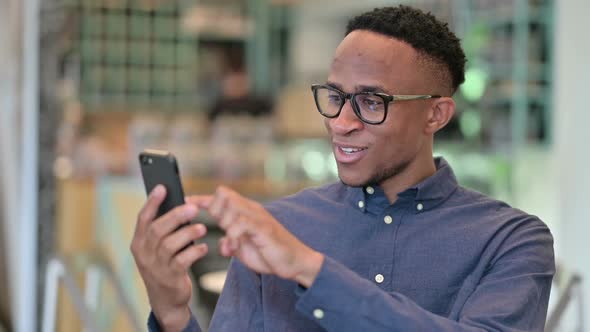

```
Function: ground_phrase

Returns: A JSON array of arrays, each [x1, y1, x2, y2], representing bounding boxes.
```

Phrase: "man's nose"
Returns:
[[328, 99, 364, 135]]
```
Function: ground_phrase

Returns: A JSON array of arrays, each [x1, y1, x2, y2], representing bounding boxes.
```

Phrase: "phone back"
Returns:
[[139, 150, 186, 218]]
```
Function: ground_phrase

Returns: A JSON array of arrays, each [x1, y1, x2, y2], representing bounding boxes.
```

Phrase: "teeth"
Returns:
[[341, 147, 364, 153]]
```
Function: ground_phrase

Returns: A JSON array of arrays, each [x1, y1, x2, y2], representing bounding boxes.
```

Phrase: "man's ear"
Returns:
[[424, 97, 455, 135]]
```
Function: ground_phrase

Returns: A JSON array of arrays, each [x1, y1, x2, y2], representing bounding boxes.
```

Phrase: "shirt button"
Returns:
[[375, 274, 384, 283], [365, 186, 375, 195], [313, 308, 324, 319], [384, 215, 393, 224], [358, 200, 365, 209], [416, 203, 424, 211]]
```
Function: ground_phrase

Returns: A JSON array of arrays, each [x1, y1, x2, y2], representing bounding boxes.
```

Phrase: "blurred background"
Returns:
[[1, 0, 588, 331]]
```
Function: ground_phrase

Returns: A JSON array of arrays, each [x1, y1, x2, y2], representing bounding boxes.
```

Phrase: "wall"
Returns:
[[0, 0, 40, 330], [554, 0, 590, 323], [290, 0, 405, 82], [0, 0, 21, 327]]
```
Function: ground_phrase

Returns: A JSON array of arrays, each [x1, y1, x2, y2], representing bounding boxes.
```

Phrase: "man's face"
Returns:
[[325, 30, 438, 187]]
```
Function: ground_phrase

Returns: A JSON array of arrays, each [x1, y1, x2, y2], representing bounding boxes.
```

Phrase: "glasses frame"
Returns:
[[311, 84, 441, 125]]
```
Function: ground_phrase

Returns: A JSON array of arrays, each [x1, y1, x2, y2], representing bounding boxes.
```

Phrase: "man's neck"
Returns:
[[379, 153, 437, 204]]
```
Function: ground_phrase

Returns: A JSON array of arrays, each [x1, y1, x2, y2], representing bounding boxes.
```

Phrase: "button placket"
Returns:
[[376, 207, 403, 292]]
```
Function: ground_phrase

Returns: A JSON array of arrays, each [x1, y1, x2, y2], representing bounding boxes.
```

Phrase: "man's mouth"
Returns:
[[339, 146, 367, 154], [333, 143, 369, 164]]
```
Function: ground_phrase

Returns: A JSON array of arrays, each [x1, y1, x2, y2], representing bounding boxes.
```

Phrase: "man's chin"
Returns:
[[338, 174, 369, 188]]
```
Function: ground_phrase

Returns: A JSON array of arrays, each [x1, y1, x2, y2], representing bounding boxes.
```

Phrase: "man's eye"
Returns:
[[328, 94, 343, 103], [361, 97, 384, 110]]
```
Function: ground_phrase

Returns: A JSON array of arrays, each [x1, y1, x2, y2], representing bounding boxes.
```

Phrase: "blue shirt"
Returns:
[[148, 157, 554, 331]]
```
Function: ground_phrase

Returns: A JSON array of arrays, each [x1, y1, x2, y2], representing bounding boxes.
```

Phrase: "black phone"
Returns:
[[139, 149, 186, 219]]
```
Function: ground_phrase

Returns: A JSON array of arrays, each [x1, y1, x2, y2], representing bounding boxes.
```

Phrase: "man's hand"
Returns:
[[187, 186, 324, 288], [131, 185, 208, 331]]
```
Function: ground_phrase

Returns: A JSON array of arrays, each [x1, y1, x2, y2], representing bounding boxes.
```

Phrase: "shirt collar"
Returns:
[[407, 157, 458, 202], [346, 157, 458, 212]]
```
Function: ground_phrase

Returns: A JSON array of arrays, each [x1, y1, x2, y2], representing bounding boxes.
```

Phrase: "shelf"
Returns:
[[474, 3, 551, 29], [197, 34, 249, 43], [485, 63, 550, 82]]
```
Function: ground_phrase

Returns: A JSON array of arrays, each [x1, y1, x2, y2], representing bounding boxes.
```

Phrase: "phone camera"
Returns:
[[141, 156, 153, 165]]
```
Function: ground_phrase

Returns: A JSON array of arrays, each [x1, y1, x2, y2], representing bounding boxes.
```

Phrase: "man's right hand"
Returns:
[[131, 184, 208, 331]]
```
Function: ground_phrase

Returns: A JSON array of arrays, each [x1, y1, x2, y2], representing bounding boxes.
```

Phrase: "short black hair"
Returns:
[[346, 5, 466, 93]]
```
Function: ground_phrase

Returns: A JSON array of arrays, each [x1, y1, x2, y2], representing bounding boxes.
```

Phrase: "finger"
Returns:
[[171, 243, 209, 272], [185, 195, 214, 209], [160, 224, 207, 259], [226, 216, 255, 253], [208, 188, 230, 220], [147, 204, 198, 246], [225, 216, 251, 242], [228, 236, 241, 253], [218, 237, 234, 257], [212, 186, 259, 222], [136, 185, 166, 234], [222, 194, 262, 220], [218, 206, 239, 230]]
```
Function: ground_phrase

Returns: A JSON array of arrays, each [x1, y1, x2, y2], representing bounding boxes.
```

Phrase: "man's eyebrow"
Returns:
[[325, 81, 389, 94], [356, 85, 388, 93], [325, 81, 344, 91]]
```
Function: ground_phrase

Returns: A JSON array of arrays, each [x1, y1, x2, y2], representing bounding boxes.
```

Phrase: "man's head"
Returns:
[[345, 6, 466, 95], [322, 5, 466, 189]]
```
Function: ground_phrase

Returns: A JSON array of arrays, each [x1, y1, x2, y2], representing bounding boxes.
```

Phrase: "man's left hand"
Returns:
[[187, 186, 324, 287]]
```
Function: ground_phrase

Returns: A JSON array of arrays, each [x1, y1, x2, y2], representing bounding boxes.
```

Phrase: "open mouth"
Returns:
[[333, 143, 369, 164], [339, 146, 367, 154]]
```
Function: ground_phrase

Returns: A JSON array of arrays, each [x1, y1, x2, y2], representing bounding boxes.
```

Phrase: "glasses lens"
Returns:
[[354, 94, 386, 123], [315, 88, 343, 117]]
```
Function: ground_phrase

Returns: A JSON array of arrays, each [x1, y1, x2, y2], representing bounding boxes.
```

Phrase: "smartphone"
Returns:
[[139, 149, 187, 219]]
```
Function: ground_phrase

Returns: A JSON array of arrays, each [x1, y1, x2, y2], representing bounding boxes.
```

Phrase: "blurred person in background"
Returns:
[[207, 67, 273, 122], [132, 5, 554, 331], [207, 57, 274, 180]]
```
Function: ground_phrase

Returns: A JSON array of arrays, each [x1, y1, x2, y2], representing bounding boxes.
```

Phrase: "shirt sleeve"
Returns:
[[147, 310, 201, 332], [294, 221, 555, 332], [207, 258, 264, 331], [146, 257, 262, 332]]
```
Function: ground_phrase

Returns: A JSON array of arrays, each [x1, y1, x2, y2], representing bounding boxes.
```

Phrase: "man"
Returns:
[[131, 5, 555, 331]]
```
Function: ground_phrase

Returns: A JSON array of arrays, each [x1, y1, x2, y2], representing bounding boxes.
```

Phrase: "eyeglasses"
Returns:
[[311, 84, 441, 125]]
